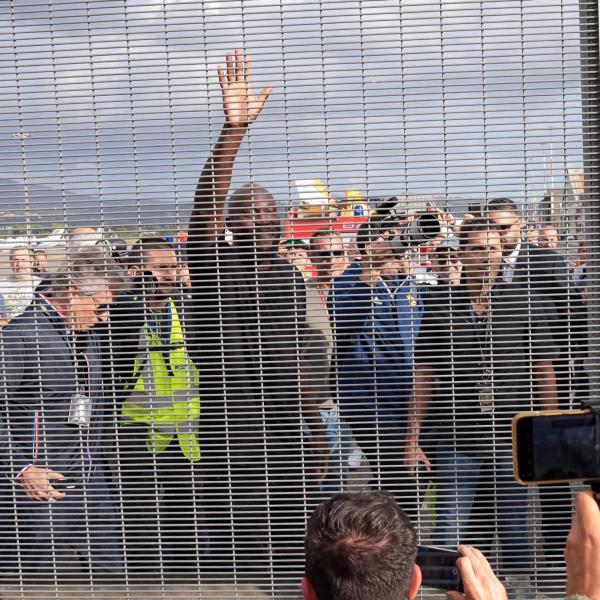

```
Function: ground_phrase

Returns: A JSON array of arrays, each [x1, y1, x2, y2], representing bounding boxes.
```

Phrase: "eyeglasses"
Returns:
[[72, 290, 112, 316], [94, 303, 111, 315]]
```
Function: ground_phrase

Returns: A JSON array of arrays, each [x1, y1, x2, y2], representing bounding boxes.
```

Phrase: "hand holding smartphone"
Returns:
[[417, 546, 463, 592], [448, 546, 508, 600], [512, 409, 600, 485], [50, 478, 78, 493]]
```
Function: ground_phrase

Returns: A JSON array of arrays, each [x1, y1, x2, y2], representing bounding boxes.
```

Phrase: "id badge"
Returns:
[[68, 393, 92, 427], [478, 385, 494, 414]]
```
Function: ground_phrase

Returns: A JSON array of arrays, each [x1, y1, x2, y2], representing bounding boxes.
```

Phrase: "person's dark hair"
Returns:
[[485, 197, 519, 215], [127, 236, 174, 270], [309, 229, 342, 255], [355, 218, 387, 256], [305, 491, 417, 600], [458, 216, 499, 250], [33, 248, 47, 257]]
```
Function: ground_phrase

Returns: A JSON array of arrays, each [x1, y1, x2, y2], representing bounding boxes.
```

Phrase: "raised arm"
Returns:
[[188, 49, 272, 247]]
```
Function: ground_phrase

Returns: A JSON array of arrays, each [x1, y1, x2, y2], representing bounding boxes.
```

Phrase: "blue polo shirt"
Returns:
[[328, 263, 422, 423]]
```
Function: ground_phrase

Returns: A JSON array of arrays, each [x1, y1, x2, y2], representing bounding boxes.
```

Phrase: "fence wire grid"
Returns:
[[0, 0, 598, 598]]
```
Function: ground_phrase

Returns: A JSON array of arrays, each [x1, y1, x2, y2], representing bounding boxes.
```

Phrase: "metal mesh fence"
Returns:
[[0, 0, 598, 597]]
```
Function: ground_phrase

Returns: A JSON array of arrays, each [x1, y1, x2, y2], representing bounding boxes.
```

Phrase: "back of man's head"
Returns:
[[304, 491, 418, 600]]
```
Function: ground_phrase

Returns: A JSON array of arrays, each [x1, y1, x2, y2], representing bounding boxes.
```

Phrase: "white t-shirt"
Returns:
[[0, 276, 41, 320]]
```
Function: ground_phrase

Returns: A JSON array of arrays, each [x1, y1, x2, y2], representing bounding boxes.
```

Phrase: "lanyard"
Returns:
[[73, 338, 92, 397], [37, 295, 92, 396], [316, 285, 328, 311], [148, 301, 172, 345], [471, 307, 493, 384], [147, 300, 175, 378]]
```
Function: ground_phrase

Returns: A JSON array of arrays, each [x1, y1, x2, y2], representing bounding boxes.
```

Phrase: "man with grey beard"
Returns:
[[0, 246, 41, 321]]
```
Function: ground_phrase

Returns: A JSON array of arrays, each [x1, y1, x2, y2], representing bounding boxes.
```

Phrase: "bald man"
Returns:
[[186, 50, 327, 577]]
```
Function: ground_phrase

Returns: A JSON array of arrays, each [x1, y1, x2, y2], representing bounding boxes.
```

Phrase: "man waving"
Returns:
[[187, 50, 327, 576]]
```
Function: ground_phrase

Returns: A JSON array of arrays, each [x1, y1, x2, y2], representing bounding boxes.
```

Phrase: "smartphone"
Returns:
[[416, 545, 463, 592], [513, 409, 600, 485], [50, 479, 79, 493]]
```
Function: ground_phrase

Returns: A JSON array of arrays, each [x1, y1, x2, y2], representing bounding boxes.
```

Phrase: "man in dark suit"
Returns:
[[486, 197, 576, 567], [486, 198, 572, 404]]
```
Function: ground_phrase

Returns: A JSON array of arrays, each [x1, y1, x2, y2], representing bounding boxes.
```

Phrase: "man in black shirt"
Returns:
[[486, 197, 575, 562], [404, 218, 558, 574], [185, 49, 327, 575]]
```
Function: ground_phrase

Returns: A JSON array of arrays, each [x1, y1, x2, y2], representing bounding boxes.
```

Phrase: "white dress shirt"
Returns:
[[502, 242, 521, 284]]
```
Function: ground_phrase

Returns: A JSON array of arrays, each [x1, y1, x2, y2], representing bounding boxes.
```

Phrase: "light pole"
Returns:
[[12, 131, 32, 239]]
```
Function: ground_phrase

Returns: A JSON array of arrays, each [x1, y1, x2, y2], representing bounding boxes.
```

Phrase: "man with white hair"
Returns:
[[0, 246, 124, 574], [0, 246, 41, 321]]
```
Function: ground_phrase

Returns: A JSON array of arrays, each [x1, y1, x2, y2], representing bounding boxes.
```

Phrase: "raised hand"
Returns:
[[218, 48, 273, 127]]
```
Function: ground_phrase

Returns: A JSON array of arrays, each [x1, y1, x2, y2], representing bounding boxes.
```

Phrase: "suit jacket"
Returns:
[[512, 244, 570, 317], [511, 243, 580, 375]]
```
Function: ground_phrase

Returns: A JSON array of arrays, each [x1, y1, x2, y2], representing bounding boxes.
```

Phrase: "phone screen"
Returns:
[[416, 546, 463, 592], [51, 479, 79, 493], [515, 411, 600, 483]]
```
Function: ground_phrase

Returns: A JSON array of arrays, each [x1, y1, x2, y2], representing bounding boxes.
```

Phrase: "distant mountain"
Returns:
[[0, 177, 191, 228], [0, 176, 476, 233]]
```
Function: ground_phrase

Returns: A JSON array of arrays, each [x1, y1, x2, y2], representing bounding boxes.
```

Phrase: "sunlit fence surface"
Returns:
[[0, 0, 598, 598]]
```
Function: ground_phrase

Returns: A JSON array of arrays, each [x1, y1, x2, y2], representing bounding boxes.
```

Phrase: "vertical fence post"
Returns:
[[580, 0, 600, 400]]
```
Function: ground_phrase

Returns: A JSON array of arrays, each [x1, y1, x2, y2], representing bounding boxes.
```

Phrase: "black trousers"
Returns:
[[539, 353, 573, 561], [345, 416, 419, 522], [538, 485, 573, 562], [2, 466, 123, 574], [199, 439, 311, 579], [115, 426, 204, 573], [466, 460, 572, 568]]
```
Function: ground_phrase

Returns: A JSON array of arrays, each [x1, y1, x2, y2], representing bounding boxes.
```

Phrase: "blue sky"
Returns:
[[0, 0, 584, 228]]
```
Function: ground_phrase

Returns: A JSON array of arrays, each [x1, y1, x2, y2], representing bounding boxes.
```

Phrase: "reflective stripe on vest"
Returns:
[[123, 298, 201, 462]]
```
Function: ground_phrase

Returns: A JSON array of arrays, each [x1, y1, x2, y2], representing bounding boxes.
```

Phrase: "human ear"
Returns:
[[408, 564, 422, 600], [302, 576, 319, 600]]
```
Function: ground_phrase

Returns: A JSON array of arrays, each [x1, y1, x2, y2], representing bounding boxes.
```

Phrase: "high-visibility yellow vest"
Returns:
[[122, 298, 201, 462]]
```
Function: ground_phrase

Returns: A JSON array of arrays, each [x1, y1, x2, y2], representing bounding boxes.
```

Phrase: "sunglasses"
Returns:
[[315, 249, 346, 258], [497, 222, 518, 232]]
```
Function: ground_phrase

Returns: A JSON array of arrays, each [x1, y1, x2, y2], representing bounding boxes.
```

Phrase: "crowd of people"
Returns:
[[0, 49, 594, 596]]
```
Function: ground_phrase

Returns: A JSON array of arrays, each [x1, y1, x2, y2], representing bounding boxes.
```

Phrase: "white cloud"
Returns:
[[0, 0, 585, 208]]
